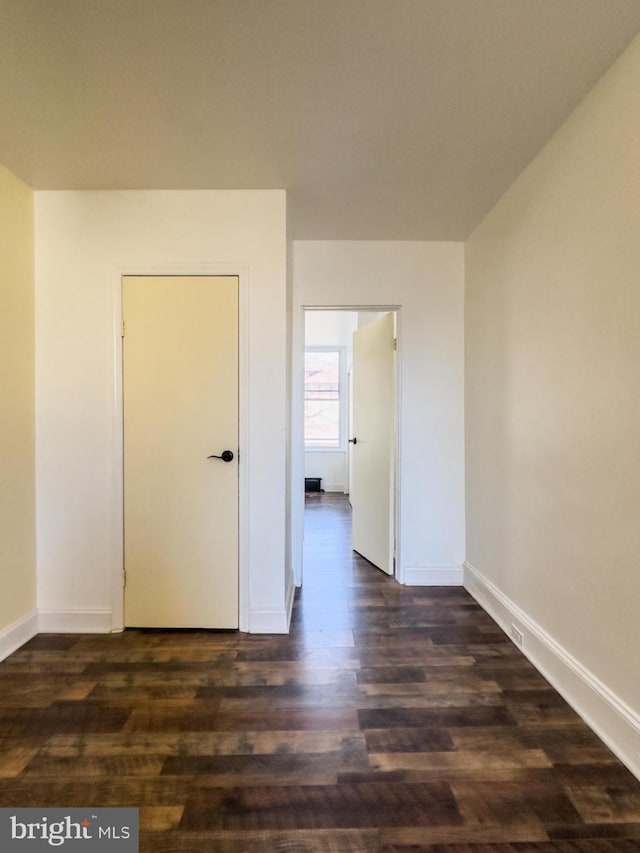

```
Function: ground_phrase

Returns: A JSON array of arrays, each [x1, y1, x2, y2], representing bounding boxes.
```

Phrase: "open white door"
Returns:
[[123, 275, 239, 628], [350, 312, 395, 574]]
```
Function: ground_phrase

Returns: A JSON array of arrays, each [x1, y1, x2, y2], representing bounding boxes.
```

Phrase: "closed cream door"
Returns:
[[351, 312, 396, 574], [123, 275, 238, 628]]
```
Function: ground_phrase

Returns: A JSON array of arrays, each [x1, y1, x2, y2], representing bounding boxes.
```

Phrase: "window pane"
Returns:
[[304, 399, 340, 447], [304, 351, 341, 448]]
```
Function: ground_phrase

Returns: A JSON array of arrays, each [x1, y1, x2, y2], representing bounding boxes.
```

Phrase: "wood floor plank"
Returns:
[[122, 702, 222, 732], [140, 828, 380, 852], [0, 746, 40, 776], [451, 779, 584, 826], [41, 730, 366, 758], [369, 748, 553, 771], [139, 805, 184, 831], [0, 776, 193, 806], [565, 784, 640, 823], [21, 754, 166, 776], [161, 745, 370, 777], [180, 781, 462, 830], [358, 706, 519, 728], [0, 704, 131, 736], [211, 708, 361, 732], [364, 727, 455, 753], [379, 824, 550, 846], [338, 767, 574, 786]]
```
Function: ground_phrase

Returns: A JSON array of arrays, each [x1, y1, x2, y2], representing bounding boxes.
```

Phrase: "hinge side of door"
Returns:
[[121, 320, 125, 338], [393, 337, 397, 351], [122, 567, 127, 587]]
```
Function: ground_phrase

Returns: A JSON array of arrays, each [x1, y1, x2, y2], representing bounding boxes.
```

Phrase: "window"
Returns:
[[304, 348, 345, 449]]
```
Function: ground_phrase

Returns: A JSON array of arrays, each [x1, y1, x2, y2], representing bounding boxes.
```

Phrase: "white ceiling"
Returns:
[[2, 0, 640, 240]]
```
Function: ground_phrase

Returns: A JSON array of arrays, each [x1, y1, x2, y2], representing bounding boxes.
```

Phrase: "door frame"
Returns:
[[110, 264, 249, 632], [293, 305, 402, 589]]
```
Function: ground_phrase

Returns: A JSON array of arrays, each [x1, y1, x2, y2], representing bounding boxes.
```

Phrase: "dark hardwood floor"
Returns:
[[1, 492, 639, 851]]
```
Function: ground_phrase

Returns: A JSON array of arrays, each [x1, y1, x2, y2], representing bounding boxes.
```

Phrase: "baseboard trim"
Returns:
[[403, 565, 464, 586], [36, 601, 294, 636], [464, 560, 640, 781], [0, 610, 38, 662], [248, 605, 290, 634], [38, 609, 113, 633]]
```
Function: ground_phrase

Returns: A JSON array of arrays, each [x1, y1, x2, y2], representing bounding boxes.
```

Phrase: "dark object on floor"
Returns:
[[305, 477, 323, 492]]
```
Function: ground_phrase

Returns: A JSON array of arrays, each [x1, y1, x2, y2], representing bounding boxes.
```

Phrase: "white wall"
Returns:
[[293, 241, 465, 586], [35, 190, 289, 633], [305, 310, 358, 350], [465, 34, 640, 776], [304, 452, 348, 493], [304, 310, 357, 492], [0, 164, 37, 659]]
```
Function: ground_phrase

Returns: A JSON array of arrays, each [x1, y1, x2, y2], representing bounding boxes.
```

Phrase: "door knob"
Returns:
[[207, 450, 234, 462], [348, 437, 358, 445]]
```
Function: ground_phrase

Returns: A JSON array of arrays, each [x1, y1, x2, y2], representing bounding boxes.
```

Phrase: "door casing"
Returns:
[[294, 305, 402, 589], [110, 264, 250, 633]]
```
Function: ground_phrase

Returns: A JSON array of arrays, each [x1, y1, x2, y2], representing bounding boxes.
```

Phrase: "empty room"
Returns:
[[1, 1, 639, 850]]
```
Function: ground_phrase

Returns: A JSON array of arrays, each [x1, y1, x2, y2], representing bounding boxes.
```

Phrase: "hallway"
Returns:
[[0, 494, 639, 850]]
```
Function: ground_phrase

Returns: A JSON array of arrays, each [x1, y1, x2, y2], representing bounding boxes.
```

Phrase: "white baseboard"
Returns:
[[248, 597, 292, 634], [403, 565, 464, 586], [38, 609, 113, 633], [322, 484, 346, 493], [5, 601, 292, 641], [0, 609, 38, 662], [464, 560, 640, 781]]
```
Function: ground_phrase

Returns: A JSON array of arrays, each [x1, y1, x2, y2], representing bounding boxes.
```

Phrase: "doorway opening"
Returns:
[[300, 308, 399, 591]]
